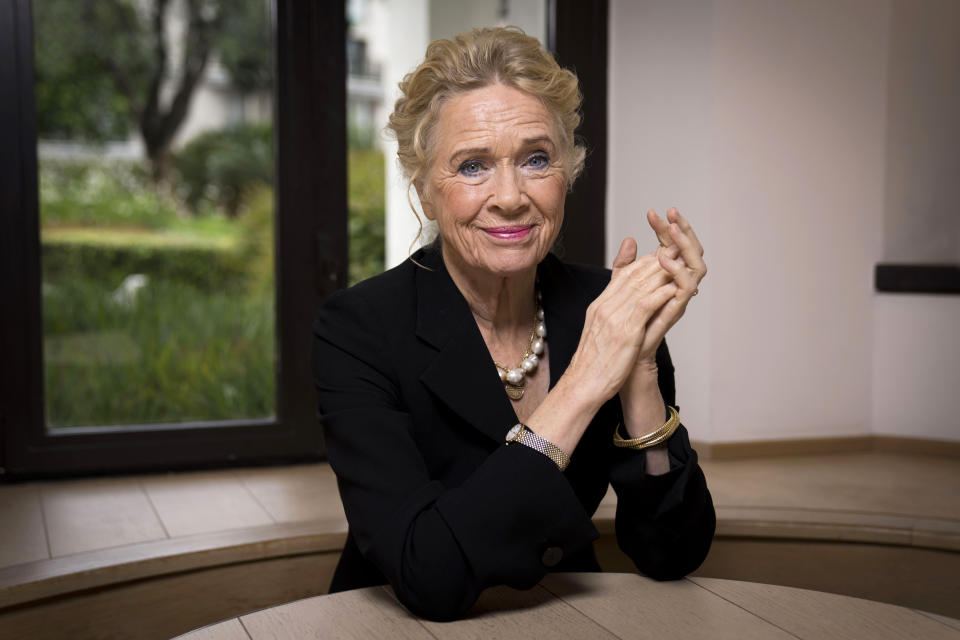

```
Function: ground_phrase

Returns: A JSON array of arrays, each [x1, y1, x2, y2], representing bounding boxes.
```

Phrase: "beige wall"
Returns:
[[883, 0, 960, 264], [872, 295, 960, 440], [607, 0, 718, 439], [608, 0, 960, 443], [872, 0, 960, 441]]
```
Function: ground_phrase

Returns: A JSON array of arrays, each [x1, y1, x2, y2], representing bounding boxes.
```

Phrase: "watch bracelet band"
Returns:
[[506, 423, 571, 471], [612, 406, 680, 450]]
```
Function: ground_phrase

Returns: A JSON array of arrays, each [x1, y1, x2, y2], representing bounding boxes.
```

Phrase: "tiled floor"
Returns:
[[703, 451, 960, 520], [0, 464, 344, 569], [1, 451, 958, 571]]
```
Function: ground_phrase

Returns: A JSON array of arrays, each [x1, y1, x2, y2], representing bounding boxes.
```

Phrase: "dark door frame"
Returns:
[[549, 0, 608, 267], [0, 0, 346, 478]]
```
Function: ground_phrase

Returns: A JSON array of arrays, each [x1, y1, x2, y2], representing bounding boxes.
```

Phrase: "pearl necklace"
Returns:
[[493, 292, 546, 401]]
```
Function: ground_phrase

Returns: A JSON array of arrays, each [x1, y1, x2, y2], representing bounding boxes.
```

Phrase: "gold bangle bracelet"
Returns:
[[614, 409, 677, 446], [627, 406, 679, 448], [613, 406, 680, 450]]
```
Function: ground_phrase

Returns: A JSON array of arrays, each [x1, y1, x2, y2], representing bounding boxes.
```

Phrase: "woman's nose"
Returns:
[[489, 167, 526, 213]]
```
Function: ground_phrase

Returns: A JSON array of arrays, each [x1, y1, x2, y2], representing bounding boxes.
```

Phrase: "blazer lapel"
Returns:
[[415, 250, 602, 444], [537, 254, 596, 390], [416, 249, 519, 443]]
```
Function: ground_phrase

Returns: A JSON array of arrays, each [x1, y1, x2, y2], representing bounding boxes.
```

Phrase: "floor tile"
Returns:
[[235, 464, 345, 523], [42, 478, 167, 557], [0, 484, 49, 568], [142, 471, 274, 537]]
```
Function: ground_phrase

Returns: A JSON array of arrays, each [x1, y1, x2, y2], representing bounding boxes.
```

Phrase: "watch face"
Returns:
[[506, 424, 522, 442]]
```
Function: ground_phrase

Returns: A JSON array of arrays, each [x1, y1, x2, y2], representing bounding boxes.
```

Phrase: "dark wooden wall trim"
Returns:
[[875, 264, 960, 294], [549, 0, 608, 267]]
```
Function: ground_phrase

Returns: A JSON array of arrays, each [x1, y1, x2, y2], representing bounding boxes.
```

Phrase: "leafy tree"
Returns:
[[216, 0, 273, 98], [139, 0, 224, 181], [175, 123, 273, 216], [33, 0, 151, 141], [33, 0, 272, 182]]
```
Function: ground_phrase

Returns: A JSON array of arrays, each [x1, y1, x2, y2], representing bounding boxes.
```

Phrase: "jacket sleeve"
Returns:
[[607, 341, 716, 580], [311, 290, 599, 621]]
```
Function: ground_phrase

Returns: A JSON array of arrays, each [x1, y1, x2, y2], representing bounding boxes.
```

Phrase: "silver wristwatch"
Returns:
[[505, 423, 570, 471]]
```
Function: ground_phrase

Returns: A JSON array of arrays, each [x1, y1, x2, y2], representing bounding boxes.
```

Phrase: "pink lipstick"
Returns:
[[483, 225, 533, 240]]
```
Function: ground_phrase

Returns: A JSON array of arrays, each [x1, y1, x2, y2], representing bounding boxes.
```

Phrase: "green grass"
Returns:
[[42, 225, 240, 250], [43, 274, 275, 427]]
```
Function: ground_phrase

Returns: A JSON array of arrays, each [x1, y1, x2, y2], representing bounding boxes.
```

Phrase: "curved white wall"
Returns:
[[608, 0, 960, 443]]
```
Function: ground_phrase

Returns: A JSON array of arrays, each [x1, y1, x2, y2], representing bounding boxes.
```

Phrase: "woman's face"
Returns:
[[418, 83, 567, 281]]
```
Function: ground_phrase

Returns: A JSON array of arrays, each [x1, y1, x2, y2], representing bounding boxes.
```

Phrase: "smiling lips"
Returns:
[[483, 225, 533, 240]]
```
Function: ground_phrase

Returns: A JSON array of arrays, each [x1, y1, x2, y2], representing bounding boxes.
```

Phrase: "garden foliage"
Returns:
[[174, 123, 274, 216], [41, 144, 385, 428], [41, 156, 276, 427]]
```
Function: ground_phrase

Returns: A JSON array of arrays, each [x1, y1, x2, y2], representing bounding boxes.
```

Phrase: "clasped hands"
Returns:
[[571, 207, 706, 424]]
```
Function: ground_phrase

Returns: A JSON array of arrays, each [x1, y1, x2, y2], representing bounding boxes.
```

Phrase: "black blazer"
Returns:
[[311, 247, 715, 621]]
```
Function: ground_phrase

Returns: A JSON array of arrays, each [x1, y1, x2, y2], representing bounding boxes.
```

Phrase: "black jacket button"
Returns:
[[541, 546, 564, 567]]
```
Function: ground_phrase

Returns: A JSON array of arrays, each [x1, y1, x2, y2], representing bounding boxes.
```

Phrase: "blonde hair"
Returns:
[[387, 27, 586, 193]]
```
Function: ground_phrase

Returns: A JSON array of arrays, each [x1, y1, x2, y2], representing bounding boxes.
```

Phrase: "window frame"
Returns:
[[0, 0, 347, 477]]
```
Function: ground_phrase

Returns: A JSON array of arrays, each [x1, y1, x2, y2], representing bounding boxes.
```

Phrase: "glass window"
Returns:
[[34, 0, 277, 429]]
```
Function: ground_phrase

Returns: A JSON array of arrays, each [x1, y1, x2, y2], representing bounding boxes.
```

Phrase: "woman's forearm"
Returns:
[[620, 367, 671, 475], [525, 369, 606, 456], [621, 366, 667, 437]]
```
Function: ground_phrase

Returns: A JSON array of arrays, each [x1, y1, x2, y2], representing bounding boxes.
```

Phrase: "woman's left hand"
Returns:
[[626, 207, 706, 364], [617, 207, 706, 439], [642, 207, 706, 357]]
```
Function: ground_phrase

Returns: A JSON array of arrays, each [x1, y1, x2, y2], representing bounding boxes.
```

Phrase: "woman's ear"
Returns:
[[414, 181, 436, 221]]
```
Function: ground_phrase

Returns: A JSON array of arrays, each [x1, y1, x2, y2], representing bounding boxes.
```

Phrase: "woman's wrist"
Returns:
[[526, 372, 604, 455], [563, 348, 620, 405], [620, 370, 667, 439]]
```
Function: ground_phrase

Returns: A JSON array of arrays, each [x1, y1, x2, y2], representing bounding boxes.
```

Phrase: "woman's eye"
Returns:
[[458, 160, 484, 176], [526, 152, 549, 169]]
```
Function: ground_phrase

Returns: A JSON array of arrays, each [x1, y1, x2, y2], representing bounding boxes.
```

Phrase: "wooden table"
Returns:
[[177, 573, 960, 640]]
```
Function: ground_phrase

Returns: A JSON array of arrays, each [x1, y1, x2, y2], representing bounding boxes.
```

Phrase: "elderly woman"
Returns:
[[311, 27, 714, 621]]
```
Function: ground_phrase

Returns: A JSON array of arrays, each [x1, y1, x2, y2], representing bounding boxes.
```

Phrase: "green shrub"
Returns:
[[175, 123, 273, 215], [235, 185, 275, 295], [43, 274, 275, 427], [348, 148, 385, 284], [348, 124, 376, 150], [39, 158, 179, 229], [42, 229, 249, 293]]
